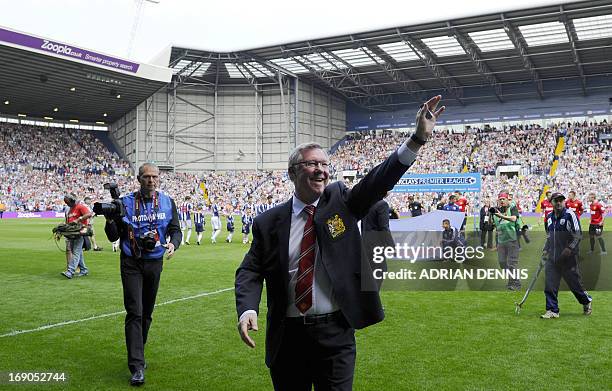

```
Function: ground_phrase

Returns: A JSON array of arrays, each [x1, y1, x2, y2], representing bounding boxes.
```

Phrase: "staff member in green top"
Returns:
[[492, 192, 521, 290]]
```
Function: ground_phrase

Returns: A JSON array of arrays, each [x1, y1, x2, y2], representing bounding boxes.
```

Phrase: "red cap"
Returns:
[[498, 192, 509, 199]]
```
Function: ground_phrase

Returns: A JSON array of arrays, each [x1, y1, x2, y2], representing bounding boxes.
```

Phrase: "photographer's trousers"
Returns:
[[497, 240, 520, 289], [120, 254, 163, 373]]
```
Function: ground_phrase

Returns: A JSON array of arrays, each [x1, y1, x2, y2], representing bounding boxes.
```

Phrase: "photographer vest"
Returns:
[[121, 191, 174, 260], [492, 206, 519, 244]]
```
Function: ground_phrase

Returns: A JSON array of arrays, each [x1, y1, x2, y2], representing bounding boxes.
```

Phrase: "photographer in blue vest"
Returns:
[[103, 162, 181, 386]]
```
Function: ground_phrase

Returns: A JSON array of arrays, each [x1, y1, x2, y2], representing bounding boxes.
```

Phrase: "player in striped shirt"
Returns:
[[210, 198, 221, 244], [587, 193, 606, 255], [179, 196, 193, 245], [241, 209, 253, 244], [255, 200, 267, 216], [193, 204, 206, 245], [255, 195, 276, 216], [241, 197, 255, 216], [225, 209, 235, 243]]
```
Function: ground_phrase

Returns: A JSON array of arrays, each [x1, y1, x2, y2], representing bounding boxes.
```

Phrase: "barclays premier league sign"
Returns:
[[393, 173, 482, 193], [0, 27, 139, 73]]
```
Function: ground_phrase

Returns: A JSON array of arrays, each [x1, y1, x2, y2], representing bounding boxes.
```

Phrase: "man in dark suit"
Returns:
[[361, 198, 394, 291], [235, 96, 445, 391], [361, 198, 391, 233], [479, 199, 495, 249]]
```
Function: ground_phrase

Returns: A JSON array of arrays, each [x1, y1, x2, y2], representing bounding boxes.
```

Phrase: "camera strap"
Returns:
[[134, 191, 159, 233], [127, 225, 141, 259]]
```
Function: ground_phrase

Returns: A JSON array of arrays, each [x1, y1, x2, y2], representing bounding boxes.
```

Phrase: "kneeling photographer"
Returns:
[[97, 162, 181, 386]]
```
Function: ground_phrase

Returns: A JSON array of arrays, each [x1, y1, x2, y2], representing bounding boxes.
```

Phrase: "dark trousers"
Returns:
[[270, 315, 356, 391], [544, 256, 591, 313], [120, 254, 163, 373], [480, 228, 493, 248]]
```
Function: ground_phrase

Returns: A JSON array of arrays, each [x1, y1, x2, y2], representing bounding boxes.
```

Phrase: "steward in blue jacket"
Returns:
[[540, 192, 592, 319]]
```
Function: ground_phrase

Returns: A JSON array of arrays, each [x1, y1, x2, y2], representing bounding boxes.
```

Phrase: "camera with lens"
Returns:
[[139, 230, 159, 252], [93, 183, 126, 218], [489, 207, 499, 215]]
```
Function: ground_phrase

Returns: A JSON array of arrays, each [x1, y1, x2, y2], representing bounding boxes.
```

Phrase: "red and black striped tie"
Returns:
[[295, 205, 316, 313]]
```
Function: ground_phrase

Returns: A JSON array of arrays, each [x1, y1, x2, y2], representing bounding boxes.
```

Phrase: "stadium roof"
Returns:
[[169, 0, 612, 111], [0, 26, 172, 124]]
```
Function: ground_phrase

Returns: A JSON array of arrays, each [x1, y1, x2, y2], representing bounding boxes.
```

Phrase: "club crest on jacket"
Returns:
[[326, 214, 346, 239]]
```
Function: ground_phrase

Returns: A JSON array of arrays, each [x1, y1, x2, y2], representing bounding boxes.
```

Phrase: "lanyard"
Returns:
[[134, 191, 159, 232]]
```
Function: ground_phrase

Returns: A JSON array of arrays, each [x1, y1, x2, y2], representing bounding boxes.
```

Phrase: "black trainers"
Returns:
[[583, 301, 592, 316]]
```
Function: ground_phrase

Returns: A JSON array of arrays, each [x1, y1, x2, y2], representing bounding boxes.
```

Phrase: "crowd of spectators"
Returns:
[[0, 120, 610, 216], [552, 122, 612, 200]]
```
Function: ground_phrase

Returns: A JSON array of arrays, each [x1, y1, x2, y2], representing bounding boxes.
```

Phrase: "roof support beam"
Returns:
[[397, 29, 464, 105], [239, 51, 299, 79], [319, 48, 393, 109], [448, 22, 504, 103], [501, 14, 545, 99], [168, 49, 189, 68], [284, 47, 380, 111], [233, 61, 260, 88], [560, 6, 587, 96], [358, 43, 428, 104]]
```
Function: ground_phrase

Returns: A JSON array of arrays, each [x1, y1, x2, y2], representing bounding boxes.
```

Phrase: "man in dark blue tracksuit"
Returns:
[[540, 192, 592, 319]]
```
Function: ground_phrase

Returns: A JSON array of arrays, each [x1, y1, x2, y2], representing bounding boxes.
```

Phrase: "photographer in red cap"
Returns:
[[540, 192, 592, 319], [491, 192, 521, 290]]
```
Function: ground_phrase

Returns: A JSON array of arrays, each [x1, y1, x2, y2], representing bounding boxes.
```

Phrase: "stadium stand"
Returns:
[[1, 121, 610, 216]]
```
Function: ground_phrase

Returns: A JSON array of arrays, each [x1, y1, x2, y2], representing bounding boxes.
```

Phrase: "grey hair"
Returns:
[[138, 162, 159, 177], [288, 142, 328, 169]]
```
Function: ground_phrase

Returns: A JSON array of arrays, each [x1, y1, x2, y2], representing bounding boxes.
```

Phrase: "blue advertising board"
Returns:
[[392, 173, 481, 193]]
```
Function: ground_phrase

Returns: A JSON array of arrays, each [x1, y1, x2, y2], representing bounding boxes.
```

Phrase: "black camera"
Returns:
[[139, 230, 158, 252], [489, 207, 498, 214], [93, 183, 126, 218], [520, 224, 531, 243]]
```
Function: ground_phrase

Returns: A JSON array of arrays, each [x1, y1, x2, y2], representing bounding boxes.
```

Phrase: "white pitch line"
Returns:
[[0, 287, 233, 338]]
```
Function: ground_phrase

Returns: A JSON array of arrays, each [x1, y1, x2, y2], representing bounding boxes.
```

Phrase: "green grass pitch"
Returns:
[[0, 217, 610, 390]]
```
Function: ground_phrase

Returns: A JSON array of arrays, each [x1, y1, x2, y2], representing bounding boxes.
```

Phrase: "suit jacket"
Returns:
[[235, 150, 412, 367], [361, 200, 391, 232], [361, 200, 393, 292], [479, 206, 494, 231]]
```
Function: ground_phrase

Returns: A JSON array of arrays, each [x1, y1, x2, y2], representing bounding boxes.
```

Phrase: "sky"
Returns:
[[0, 0, 577, 65]]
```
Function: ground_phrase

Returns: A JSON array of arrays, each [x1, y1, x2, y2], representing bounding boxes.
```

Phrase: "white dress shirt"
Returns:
[[286, 195, 339, 316]]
